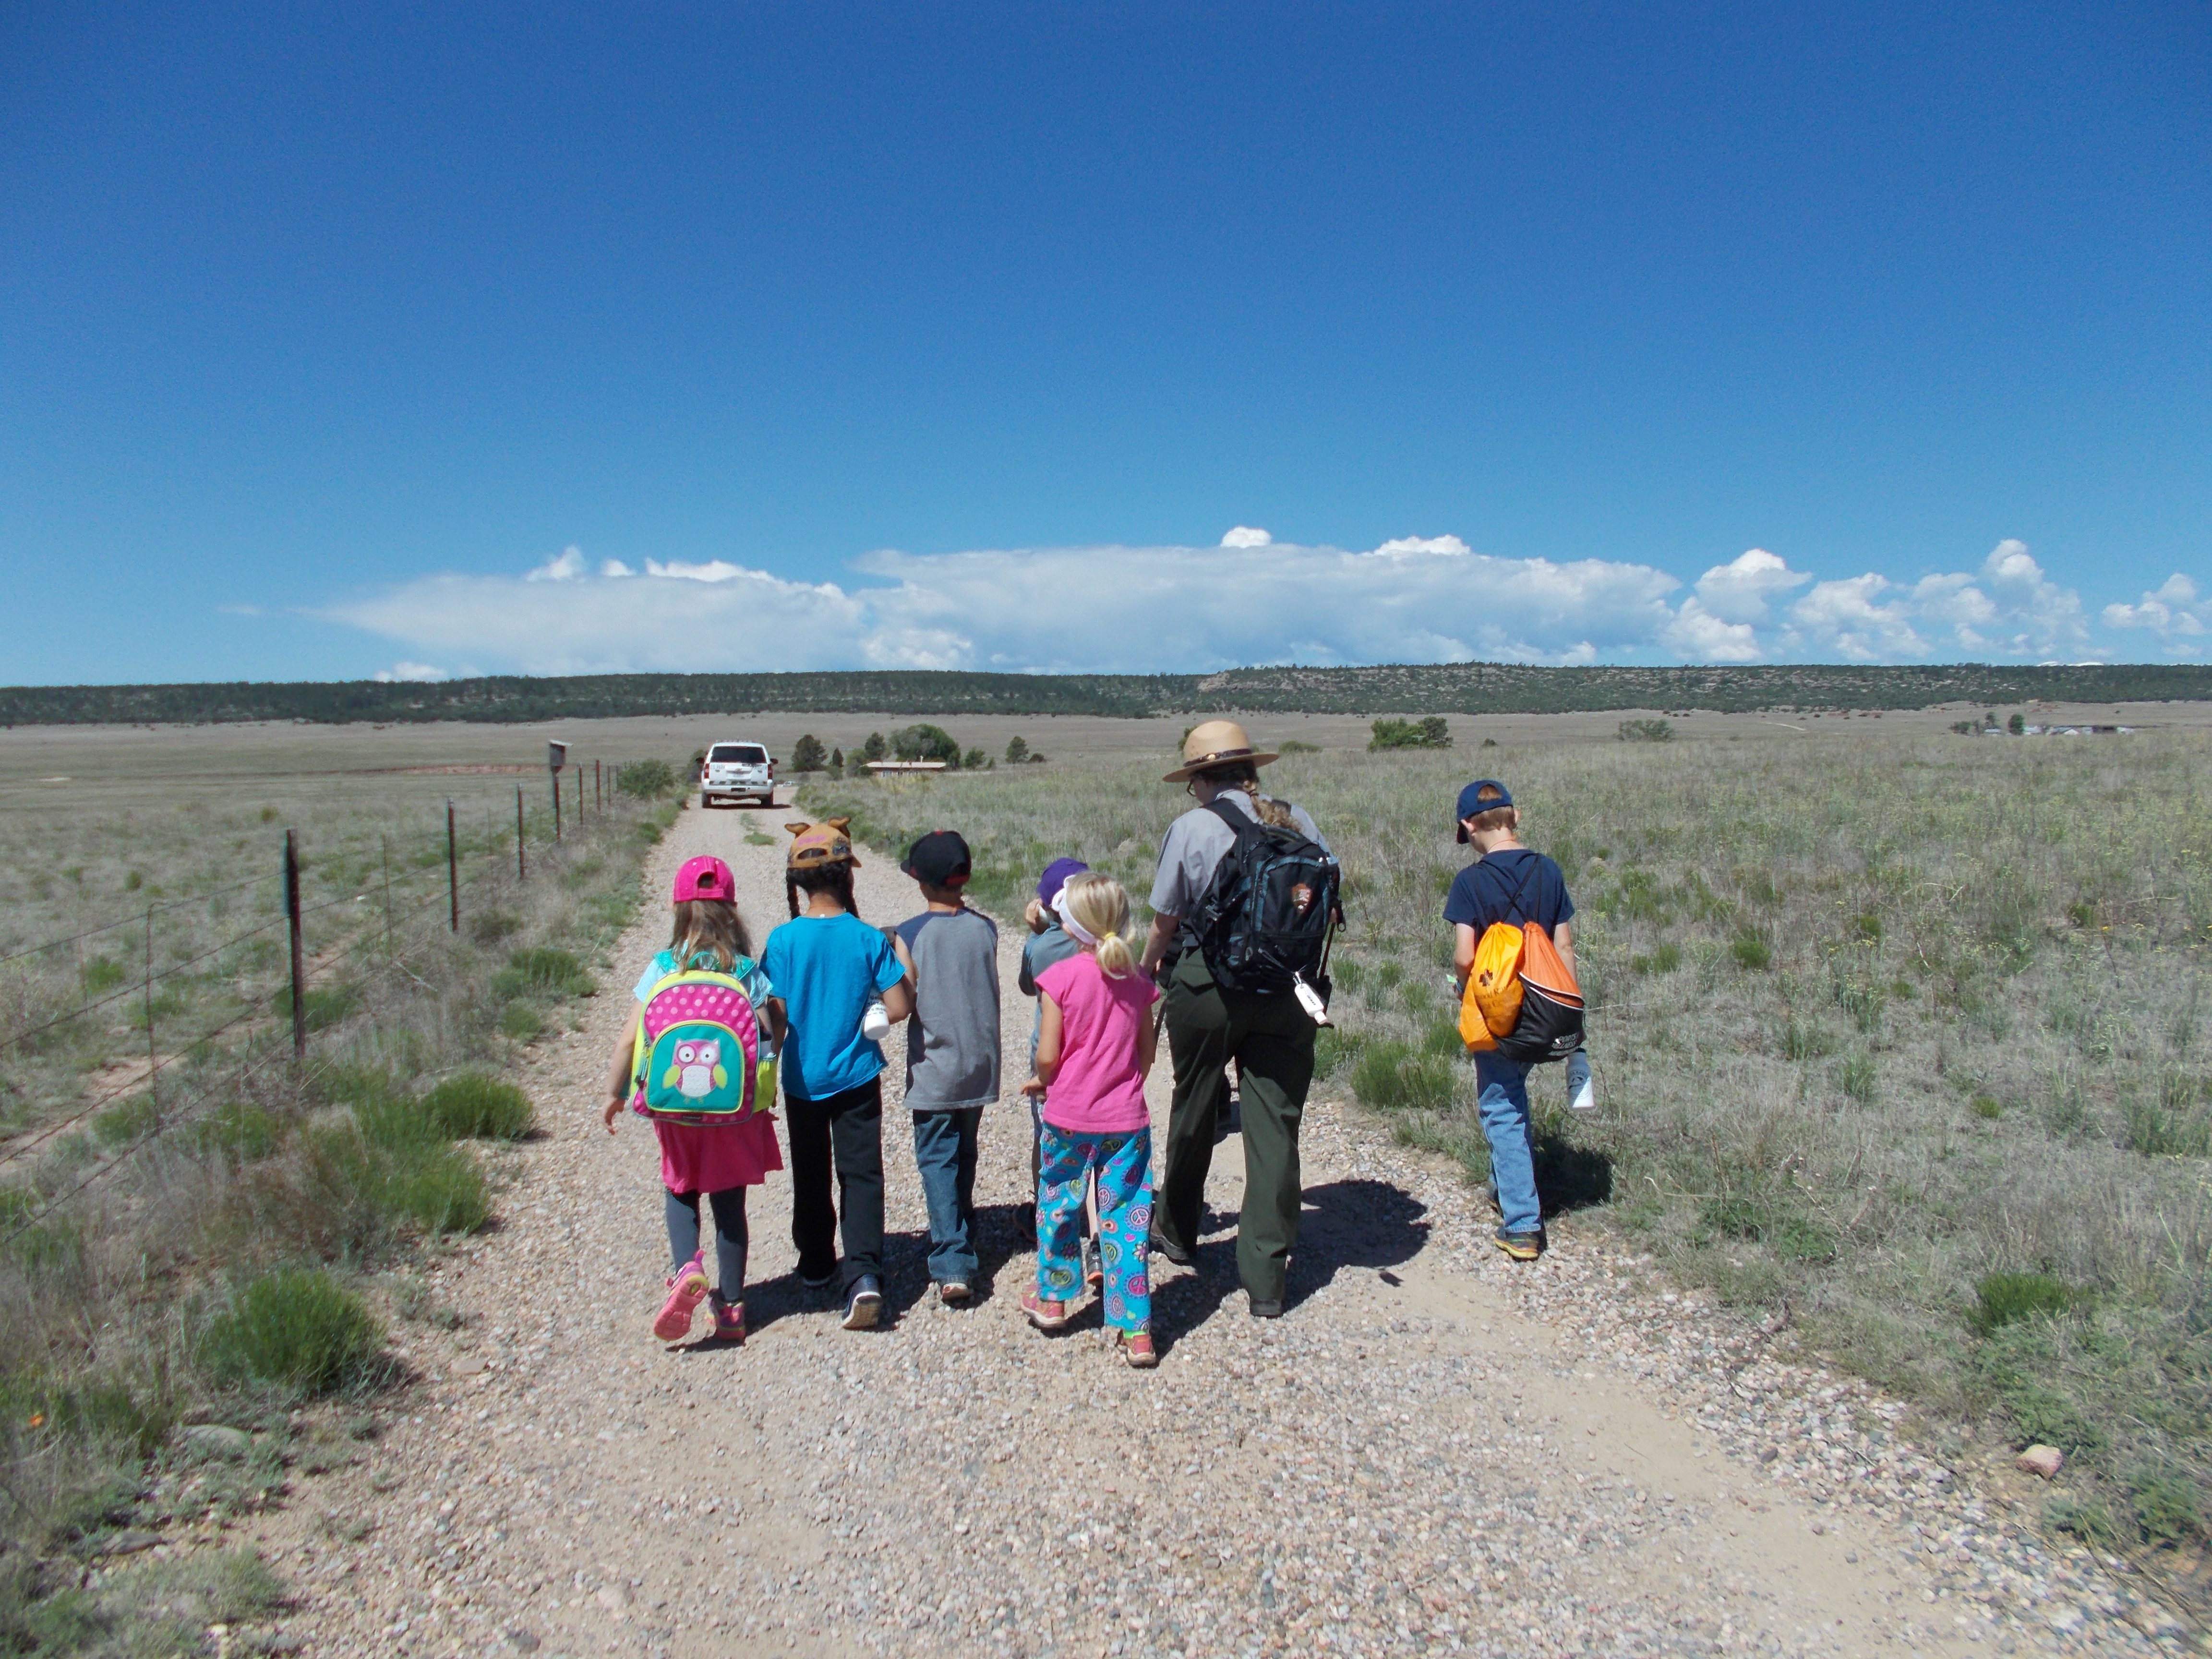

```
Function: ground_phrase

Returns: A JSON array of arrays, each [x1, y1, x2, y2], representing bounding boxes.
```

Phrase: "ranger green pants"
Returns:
[[1155, 951, 1317, 1303]]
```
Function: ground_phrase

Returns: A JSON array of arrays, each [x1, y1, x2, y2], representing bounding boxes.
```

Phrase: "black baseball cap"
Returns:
[[1455, 779, 1514, 842], [901, 830, 972, 887]]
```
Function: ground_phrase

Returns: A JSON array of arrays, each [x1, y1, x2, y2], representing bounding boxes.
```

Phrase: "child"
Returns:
[[761, 819, 913, 1330], [1021, 873, 1161, 1368], [1443, 781, 1578, 1262], [1017, 859, 1088, 1226], [889, 831, 1000, 1305], [601, 856, 785, 1345]]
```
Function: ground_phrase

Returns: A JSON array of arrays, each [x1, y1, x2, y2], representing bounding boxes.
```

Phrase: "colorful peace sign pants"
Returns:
[[1036, 1124, 1154, 1334]]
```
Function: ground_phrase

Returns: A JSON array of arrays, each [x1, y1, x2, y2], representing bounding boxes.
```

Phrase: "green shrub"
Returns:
[[2122, 1091, 2212, 1157], [503, 946, 595, 998], [1631, 942, 1683, 975], [1972, 1271, 2077, 1335], [197, 1268, 383, 1396], [1729, 931, 1773, 970], [1697, 1191, 1837, 1261], [1616, 719, 1673, 743], [1313, 1026, 1367, 1077], [499, 1002, 545, 1041], [1972, 1094, 2003, 1120], [1350, 1040, 1456, 1113], [91, 1095, 157, 1147], [469, 909, 521, 945], [2045, 1492, 2123, 1546], [192, 1101, 283, 1162], [616, 758, 676, 798], [2130, 1466, 2204, 1545], [421, 1074, 534, 1141], [79, 957, 130, 994], [1838, 1053, 1877, 1103], [273, 982, 358, 1033], [1368, 717, 1451, 751]]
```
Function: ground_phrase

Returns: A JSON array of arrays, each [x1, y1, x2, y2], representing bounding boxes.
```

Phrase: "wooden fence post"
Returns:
[[447, 800, 459, 933], [516, 788, 527, 880]]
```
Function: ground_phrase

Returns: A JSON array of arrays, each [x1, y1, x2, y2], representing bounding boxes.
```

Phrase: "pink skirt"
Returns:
[[653, 1114, 783, 1194]]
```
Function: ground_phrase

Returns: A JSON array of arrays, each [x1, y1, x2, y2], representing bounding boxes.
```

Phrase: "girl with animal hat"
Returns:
[[602, 855, 786, 1346], [759, 819, 914, 1330]]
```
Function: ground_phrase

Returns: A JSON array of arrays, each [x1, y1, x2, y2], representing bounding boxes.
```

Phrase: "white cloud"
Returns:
[[526, 547, 586, 582], [1691, 548, 1809, 624], [2104, 573, 2207, 655], [1220, 526, 1273, 548], [321, 534, 2150, 674], [372, 661, 450, 683]]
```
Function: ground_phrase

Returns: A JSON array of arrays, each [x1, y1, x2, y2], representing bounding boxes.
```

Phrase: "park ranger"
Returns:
[[1138, 721, 1329, 1318]]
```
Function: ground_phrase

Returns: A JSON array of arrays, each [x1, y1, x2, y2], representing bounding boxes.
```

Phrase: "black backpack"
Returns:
[[1184, 798, 1344, 995]]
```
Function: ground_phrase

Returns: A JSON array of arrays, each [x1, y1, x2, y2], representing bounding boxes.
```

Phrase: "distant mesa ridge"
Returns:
[[2, 663, 2207, 726]]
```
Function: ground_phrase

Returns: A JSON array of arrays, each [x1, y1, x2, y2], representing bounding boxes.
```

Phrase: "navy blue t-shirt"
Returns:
[[1442, 848, 1575, 935]]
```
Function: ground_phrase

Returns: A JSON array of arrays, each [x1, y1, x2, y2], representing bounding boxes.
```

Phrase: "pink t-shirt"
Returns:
[[1036, 952, 1160, 1134]]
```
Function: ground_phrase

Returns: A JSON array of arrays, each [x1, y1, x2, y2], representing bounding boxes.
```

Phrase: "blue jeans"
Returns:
[[1475, 1053, 1541, 1236], [911, 1108, 981, 1285]]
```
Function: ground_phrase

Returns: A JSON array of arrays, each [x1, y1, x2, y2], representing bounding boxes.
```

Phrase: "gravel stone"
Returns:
[[237, 804, 2181, 1658]]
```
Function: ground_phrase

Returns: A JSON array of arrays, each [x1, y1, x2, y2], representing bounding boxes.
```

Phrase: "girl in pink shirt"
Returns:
[[1021, 873, 1161, 1367]]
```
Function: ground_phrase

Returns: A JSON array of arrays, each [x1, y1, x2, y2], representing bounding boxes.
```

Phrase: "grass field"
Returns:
[[805, 727, 2212, 1567], [0, 737, 694, 1654]]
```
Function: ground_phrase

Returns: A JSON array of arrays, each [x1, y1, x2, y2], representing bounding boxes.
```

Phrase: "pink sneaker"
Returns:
[[654, 1253, 709, 1341], [710, 1294, 745, 1344]]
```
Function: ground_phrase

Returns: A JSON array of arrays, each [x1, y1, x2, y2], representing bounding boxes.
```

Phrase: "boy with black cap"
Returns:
[[1443, 781, 1580, 1261], [890, 830, 1001, 1304]]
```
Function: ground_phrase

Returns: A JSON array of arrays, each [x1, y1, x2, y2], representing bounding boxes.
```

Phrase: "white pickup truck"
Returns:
[[699, 741, 776, 808]]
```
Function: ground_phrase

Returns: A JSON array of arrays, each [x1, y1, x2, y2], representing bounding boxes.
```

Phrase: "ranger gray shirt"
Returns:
[[892, 907, 1002, 1111], [1148, 791, 1328, 920]]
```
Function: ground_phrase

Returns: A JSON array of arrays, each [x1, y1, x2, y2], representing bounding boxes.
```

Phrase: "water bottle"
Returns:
[[754, 1038, 779, 1111], [861, 1000, 893, 1043]]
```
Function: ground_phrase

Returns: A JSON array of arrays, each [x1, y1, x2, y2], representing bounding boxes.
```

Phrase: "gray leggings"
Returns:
[[665, 1186, 748, 1297]]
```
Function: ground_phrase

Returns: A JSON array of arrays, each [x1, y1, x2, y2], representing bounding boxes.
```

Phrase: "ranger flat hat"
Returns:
[[1164, 719, 1280, 783]]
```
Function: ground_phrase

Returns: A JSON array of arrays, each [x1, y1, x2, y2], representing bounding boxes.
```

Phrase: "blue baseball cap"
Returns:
[[1036, 857, 1089, 905], [1455, 780, 1514, 842]]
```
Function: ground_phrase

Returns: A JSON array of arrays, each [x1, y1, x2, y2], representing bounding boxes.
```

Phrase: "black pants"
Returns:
[[785, 1078, 885, 1290], [1154, 952, 1316, 1303]]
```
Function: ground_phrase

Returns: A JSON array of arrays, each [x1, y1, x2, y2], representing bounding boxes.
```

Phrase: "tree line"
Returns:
[[6, 661, 2210, 728]]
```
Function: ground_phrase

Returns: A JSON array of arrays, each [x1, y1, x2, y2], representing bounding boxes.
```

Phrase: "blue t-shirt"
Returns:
[[760, 913, 906, 1101], [1442, 848, 1575, 936]]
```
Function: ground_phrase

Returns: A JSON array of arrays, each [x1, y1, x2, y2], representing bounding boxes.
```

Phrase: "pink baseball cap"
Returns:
[[672, 856, 735, 903]]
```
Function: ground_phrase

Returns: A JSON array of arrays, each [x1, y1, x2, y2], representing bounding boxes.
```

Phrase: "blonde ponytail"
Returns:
[[1061, 872, 1137, 979]]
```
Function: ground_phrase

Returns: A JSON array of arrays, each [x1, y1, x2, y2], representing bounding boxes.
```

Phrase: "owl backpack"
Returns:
[[629, 964, 766, 1123]]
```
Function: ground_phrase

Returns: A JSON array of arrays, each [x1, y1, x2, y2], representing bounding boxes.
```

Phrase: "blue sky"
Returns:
[[3, 2, 2207, 682]]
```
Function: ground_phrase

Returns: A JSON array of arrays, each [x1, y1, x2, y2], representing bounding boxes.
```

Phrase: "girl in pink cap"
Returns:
[[601, 855, 785, 1344]]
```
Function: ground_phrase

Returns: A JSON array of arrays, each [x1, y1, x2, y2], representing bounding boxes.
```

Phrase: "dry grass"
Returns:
[[0, 750, 693, 1649], [805, 728, 2212, 1563]]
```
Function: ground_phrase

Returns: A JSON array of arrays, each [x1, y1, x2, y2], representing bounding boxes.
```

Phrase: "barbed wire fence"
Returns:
[[0, 758, 658, 1249]]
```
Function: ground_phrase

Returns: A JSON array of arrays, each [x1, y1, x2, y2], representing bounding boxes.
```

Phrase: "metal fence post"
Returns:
[[285, 830, 306, 1061], [143, 904, 157, 1122], [447, 800, 459, 933], [516, 788, 527, 880], [553, 770, 562, 844], [595, 758, 601, 813]]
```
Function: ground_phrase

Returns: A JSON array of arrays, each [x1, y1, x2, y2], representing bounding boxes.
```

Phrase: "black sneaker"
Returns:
[[1082, 1237, 1104, 1292], [1151, 1235, 1194, 1268], [1492, 1227, 1544, 1262], [1247, 1296, 1283, 1320], [797, 1266, 837, 1291], [842, 1275, 883, 1329]]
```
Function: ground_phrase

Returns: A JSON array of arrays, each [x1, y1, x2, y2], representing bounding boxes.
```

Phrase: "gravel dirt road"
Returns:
[[248, 801, 2179, 1658]]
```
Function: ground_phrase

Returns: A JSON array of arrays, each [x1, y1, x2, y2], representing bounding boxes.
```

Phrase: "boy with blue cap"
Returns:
[[1443, 780, 1586, 1261]]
